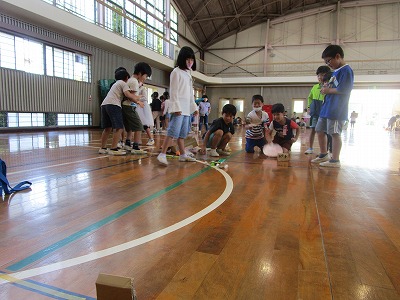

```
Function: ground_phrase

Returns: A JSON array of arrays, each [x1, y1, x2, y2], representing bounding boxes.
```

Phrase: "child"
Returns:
[[304, 65, 331, 154], [157, 46, 199, 165], [200, 104, 237, 157], [162, 92, 171, 130], [266, 103, 299, 153], [122, 62, 151, 154], [151, 92, 162, 132], [137, 84, 155, 146], [245, 95, 269, 153], [198, 95, 211, 132], [311, 45, 354, 168], [99, 69, 140, 155]]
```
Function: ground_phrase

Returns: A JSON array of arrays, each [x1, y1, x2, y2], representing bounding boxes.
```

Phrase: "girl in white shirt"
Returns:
[[157, 47, 199, 165]]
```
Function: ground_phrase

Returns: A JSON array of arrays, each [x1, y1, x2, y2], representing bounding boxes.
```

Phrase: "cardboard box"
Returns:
[[277, 153, 290, 162], [96, 273, 136, 300]]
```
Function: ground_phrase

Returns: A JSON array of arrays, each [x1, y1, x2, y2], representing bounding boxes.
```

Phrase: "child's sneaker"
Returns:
[[157, 153, 168, 165], [320, 160, 341, 168], [304, 148, 314, 154], [179, 155, 196, 162], [98, 148, 108, 154], [311, 153, 330, 163], [146, 139, 155, 146], [217, 149, 230, 156], [107, 149, 126, 156], [209, 149, 219, 157], [117, 141, 124, 149], [124, 145, 133, 151]]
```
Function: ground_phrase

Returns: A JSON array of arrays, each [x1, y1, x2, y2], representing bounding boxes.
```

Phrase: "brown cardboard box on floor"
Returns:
[[96, 273, 137, 300]]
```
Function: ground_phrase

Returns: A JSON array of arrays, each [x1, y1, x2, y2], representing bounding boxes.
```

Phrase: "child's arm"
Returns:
[[124, 91, 144, 108], [265, 123, 274, 143], [290, 120, 300, 142]]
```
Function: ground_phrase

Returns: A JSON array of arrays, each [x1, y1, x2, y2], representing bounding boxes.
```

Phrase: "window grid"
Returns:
[[40, 0, 176, 57], [0, 30, 91, 83]]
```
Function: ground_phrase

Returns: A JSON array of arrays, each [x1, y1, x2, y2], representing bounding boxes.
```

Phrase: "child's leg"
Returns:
[[133, 131, 141, 145], [101, 127, 112, 148], [245, 138, 255, 153], [111, 128, 123, 149], [209, 129, 223, 149], [125, 130, 133, 146], [160, 136, 173, 154], [331, 133, 342, 161], [218, 132, 232, 150], [317, 131, 327, 154]]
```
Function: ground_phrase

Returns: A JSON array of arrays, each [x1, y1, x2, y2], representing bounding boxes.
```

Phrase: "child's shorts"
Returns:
[[245, 138, 266, 153], [315, 117, 345, 135], [122, 105, 143, 132], [273, 136, 293, 151], [101, 104, 123, 129], [167, 114, 191, 139]]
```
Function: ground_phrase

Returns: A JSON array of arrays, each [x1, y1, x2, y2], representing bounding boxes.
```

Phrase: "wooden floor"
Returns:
[[0, 126, 400, 300]]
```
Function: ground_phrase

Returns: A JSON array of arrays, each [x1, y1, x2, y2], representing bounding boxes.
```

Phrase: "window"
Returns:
[[39, 0, 178, 57], [293, 99, 305, 116], [7, 113, 45, 127], [58, 114, 90, 126], [0, 31, 91, 82]]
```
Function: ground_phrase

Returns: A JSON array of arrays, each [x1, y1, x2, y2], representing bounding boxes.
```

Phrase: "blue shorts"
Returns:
[[101, 104, 124, 129], [310, 116, 319, 128], [245, 138, 266, 153], [167, 114, 191, 139]]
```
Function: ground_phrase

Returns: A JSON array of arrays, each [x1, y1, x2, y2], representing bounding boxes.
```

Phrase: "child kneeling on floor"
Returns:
[[200, 104, 237, 157], [266, 103, 299, 153]]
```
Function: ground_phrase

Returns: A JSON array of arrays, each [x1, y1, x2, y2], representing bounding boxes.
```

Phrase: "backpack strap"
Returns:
[[0, 159, 32, 195]]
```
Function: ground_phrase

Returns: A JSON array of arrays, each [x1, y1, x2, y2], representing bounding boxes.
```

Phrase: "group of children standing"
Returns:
[[99, 44, 353, 168]]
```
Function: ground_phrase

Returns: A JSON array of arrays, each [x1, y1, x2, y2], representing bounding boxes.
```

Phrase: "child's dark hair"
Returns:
[[163, 91, 169, 99], [114, 69, 130, 81], [134, 62, 152, 77], [272, 103, 285, 114], [316, 66, 331, 75], [202, 95, 208, 99], [322, 45, 344, 59], [152, 92, 159, 98], [252, 94, 264, 103], [322, 71, 333, 83], [222, 104, 237, 116], [176, 46, 196, 71]]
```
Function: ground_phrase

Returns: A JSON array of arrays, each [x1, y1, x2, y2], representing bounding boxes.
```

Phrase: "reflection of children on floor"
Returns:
[[266, 103, 299, 153], [200, 104, 237, 157]]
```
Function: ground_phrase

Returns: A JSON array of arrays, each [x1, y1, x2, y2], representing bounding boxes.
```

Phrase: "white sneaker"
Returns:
[[157, 153, 168, 165], [304, 148, 314, 154], [146, 139, 155, 146], [311, 154, 330, 163], [320, 160, 341, 168], [117, 141, 124, 149], [124, 145, 133, 151], [179, 155, 196, 162], [107, 149, 126, 156], [98, 148, 108, 154], [209, 149, 219, 157]]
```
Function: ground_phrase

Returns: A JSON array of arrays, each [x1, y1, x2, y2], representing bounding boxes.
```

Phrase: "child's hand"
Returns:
[[193, 110, 199, 116], [137, 101, 144, 108], [291, 137, 297, 142]]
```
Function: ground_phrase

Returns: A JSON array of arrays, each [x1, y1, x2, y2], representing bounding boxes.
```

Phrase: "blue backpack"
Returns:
[[0, 158, 32, 195]]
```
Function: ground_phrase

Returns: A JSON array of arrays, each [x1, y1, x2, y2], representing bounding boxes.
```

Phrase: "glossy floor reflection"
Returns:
[[0, 125, 399, 299]]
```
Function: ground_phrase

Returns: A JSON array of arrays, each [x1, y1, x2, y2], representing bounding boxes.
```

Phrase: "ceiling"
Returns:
[[172, 0, 353, 49]]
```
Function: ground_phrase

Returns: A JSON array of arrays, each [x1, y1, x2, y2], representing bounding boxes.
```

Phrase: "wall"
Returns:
[[205, 86, 311, 121], [0, 12, 171, 126]]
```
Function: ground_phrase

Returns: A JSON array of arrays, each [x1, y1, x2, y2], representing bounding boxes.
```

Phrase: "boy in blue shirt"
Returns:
[[311, 45, 354, 168]]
